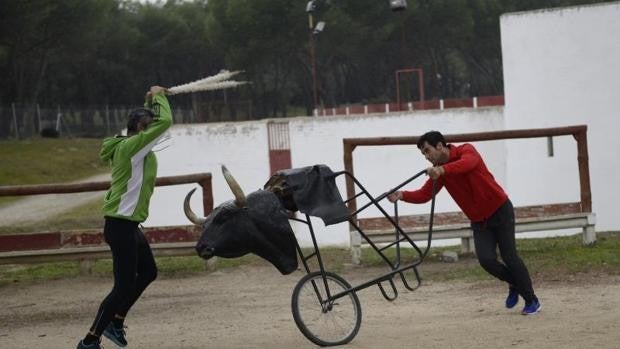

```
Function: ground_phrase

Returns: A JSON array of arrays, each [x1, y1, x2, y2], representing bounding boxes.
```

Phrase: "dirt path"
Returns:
[[0, 174, 109, 227], [1, 264, 618, 349]]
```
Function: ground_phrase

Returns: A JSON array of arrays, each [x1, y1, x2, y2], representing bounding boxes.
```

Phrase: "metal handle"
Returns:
[[377, 277, 399, 301]]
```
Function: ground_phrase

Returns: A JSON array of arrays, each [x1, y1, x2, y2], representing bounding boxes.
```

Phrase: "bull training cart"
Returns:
[[271, 165, 437, 347]]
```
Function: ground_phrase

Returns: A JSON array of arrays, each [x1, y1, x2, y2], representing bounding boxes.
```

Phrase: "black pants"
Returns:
[[89, 217, 158, 336], [471, 200, 536, 303]]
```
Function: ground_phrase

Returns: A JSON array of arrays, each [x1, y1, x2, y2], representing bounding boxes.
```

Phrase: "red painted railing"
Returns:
[[0, 173, 212, 253]]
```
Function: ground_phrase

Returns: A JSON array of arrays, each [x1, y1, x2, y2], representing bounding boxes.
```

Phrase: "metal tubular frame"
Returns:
[[293, 169, 436, 304]]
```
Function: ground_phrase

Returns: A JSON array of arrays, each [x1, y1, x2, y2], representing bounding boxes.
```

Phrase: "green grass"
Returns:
[[0, 137, 108, 233], [359, 232, 620, 282], [0, 138, 107, 206], [2, 232, 618, 286], [0, 254, 265, 286]]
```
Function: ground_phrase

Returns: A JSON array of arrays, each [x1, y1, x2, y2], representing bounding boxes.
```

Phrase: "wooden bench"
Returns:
[[350, 203, 596, 264]]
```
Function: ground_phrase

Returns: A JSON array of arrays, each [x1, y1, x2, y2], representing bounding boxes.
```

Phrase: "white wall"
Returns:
[[145, 107, 505, 247], [141, 2, 620, 249], [501, 2, 620, 231]]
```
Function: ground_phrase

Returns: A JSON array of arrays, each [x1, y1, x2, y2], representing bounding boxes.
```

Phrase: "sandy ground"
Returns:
[[1, 263, 619, 349]]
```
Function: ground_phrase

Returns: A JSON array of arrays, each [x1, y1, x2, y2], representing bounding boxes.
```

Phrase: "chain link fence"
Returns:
[[0, 101, 254, 139]]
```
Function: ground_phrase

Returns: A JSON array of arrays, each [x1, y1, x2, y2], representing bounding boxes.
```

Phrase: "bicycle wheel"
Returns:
[[291, 271, 362, 347]]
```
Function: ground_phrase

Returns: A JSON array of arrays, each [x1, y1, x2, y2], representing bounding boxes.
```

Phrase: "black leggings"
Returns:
[[471, 200, 536, 303], [90, 217, 158, 336]]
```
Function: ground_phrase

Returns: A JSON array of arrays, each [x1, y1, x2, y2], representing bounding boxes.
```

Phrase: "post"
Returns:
[[105, 104, 110, 136], [11, 103, 19, 139], [350, 229, 362, 265], [205, 257, 218, 271], [460, 237, 475, 254], [573, 128, 592, 213], [199, 176, 214, 216], [79, 259, 96, 274], [418, 68, 425, 109], [36, 104, 42, 134], [343, 141, 357, 215], [343, 140, 362, 264], [56, 105, 61, 133], [395, 71, 401, 111], [309, 14, 319, 113]]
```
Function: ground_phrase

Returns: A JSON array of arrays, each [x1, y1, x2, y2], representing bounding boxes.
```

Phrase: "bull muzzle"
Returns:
[[196, 245, 216, 259]]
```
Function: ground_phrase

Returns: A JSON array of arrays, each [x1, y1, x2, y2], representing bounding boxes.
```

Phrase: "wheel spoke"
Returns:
[[292, 272, 362, 346]]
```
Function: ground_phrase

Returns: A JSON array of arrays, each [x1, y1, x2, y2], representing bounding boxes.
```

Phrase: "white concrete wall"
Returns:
[[145, 107, 505, 247], [139, 2, 620, 250], [501, 2, 620, 231]]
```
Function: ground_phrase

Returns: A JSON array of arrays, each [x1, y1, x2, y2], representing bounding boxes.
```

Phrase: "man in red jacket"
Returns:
[[387, 131, 541, 315]]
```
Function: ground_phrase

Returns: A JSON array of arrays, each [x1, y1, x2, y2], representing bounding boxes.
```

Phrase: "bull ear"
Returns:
[[184, 188, 207, 225], [222, 165, 247, 207]]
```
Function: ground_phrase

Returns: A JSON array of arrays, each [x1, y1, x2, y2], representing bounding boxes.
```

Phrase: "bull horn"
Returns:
[[222, 165, 247, 207], [184, 188, 207, 225]]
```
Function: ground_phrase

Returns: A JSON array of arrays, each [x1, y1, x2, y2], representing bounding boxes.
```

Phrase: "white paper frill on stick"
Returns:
[[166, 70, 248, 95]]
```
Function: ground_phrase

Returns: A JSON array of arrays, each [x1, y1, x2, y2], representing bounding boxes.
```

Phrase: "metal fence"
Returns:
[[0, 101, 255, 139], [1, 96, 503, 139]]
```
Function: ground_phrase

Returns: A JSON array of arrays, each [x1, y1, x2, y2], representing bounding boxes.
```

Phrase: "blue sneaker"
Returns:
[[521, 299, 542, 315], [102, 323, 127, 347], [76, 339, 104, 349], [505, 286, 519, 309]]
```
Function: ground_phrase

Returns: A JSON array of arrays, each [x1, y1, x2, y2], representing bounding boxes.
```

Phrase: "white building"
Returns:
[[501, 1, 620, 234]]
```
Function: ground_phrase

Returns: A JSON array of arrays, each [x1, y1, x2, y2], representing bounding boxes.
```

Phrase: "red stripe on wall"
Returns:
[[0, 233, 61, 251]]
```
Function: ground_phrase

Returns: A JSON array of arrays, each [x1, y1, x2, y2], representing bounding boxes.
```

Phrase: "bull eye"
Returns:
[[213, 212, 227, 224], [213, 207, 236, 223]]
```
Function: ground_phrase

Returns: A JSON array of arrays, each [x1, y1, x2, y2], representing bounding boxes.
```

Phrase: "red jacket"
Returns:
[[402, 143, 508, 222]]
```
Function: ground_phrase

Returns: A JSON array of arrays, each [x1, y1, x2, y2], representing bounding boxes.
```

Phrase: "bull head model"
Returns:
[[184, 166, 298, 275]]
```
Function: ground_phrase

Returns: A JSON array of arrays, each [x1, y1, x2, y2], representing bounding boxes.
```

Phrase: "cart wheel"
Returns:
[[291, 271, 362, 347]]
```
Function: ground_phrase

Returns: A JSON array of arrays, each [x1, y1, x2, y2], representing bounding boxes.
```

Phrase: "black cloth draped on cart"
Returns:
[[264, 165, 350, 225]]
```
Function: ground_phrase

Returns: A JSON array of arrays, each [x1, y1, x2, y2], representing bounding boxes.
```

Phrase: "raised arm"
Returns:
[[123, 86, 173, 156]]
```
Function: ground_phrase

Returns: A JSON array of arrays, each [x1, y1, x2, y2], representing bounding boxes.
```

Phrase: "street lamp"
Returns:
[[389, 0, 408, 68], [314, 21, 325, 34], [390, 0, 411, 110], [306, 0, 324, 115], [389, 0, 407, 11]]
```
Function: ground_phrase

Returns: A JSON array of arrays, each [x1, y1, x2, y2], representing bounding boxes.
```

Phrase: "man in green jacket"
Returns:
[[77, 86, 172, 349]]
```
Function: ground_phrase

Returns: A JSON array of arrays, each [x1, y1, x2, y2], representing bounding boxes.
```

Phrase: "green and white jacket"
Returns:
[[100, 92, 173, 222]]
